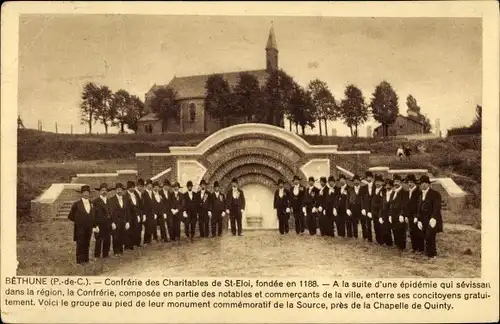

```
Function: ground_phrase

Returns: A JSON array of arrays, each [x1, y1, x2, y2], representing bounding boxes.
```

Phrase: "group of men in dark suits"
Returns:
[[68, 177, 246, 264], [271, 172, 443, 259]]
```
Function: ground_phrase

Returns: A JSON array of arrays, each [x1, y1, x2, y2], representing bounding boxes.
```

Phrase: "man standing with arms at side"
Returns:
[[93, 183, 111, 259], [290, 175, 305, 235], [134, 178, 145, 246], [68, 185, 96, 264], [273, 179, 291, 235], [161, 180, 173, 242], [183, 181, 199, 242], [336, 174, 349, 238], [170, 182, 184, 244], [211, 181, 226, 237], [198, 180, 213, 238], [417, 175, 443, 259], [380, 179, 395, 246], [371, 175, 385, 245], [391, 175, 409, 251], [360, 171, 375, 242], [151, 181, 168, 243], [125, 181, 141, 249], [405, 175, 422, 253], [316, 177, 329, 236], [347, 175, 363, 239], [108, 183, 129, 256], [142, 179, 156, 245], [225, 178, 246, 236], [324, 176, 337, 237], [303, 177, 319, 236]]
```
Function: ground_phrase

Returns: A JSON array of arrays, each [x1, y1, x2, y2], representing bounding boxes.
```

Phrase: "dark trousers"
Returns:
[[230, 213, 243, 235], [336, 214, 346, 237], [425, 229, 437, 257], [143, 216, 157, 244], [382, 222, 393, 246], [322, 208, 335, 237], [166, 216, 175, 241], [374, 219, 384, 245], [346, 216, 359, 238], [184, 213, 197, 238], [393, 220, 407, 250], [409, 219, 423, 251], [171, 215, 182, 241], [306, 210, 317, 235], [277, 210, 289, 234], [76, 229, 92, 264], [292, 206, 305, 234], [94, 232, 111, 258], [124, 225, 135, 250], [199, 212, 210, 238], [318, 210, 328, 236], [112, 226, 125, 255], [360, 217, 373, 241], [158, 216, 168, 242], [211, 215, 223, 237], [134, 219, 143, 246]]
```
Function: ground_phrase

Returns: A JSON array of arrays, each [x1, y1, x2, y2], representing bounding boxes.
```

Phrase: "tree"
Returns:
[[307, 79, 339, 136], [289, 85, 316, 135], [472, 104, 482, 129], [232, 72, 264, 122], [261, 69, 296, 127], [150, 86, 179, 133], [406, 94, 431, 133], [340, 85, 369, 137], [80, 82, 101, 134], [111, 89, 132, 133], [124, 95, 145, 132], [94, 85, 114, 134], [370, 81, 399, 137], [406, 94, 421, 115], [421, 114, 432, 133], [204, 74, 234, 128]]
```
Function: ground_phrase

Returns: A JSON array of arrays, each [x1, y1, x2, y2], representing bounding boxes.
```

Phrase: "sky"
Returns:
[[18, 15, 482, 136]]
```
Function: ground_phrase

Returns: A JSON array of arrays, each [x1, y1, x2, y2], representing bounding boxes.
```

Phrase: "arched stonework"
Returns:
[[219, 173, 278, 193]]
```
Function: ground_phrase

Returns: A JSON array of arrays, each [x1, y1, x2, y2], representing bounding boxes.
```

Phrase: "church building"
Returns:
[[137, 27, 279, 134]]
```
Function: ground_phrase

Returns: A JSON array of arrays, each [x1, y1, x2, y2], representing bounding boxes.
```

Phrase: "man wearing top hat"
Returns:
[[336, 174, 350, 237], [390, 175, 409, 251], [183, 181, 199, 241], [198, 179, 213, 238], [125, 181, 142, 248], [316, 177, 329, 236], [151, 181, 168, 243], [360, 171, 375, 242], [169, 182, 185, 243], [405, 174, 422, 253], [211, 181, 226, 237], [303, 176, 319, 235], [290, 175, 306, 234], [142, 179, 157, 245], [417, 175, 443, 258], [108, 183, 129, 255], [380, 179, 395, 246], [346, 175, 363, 238], [371, 175, 386, 245], [273, 179, 291, 235], [161, 180, 173, 242], [225, 178, 246, 236], [68, 185, 96, 264], [324, 176, 337, 237], [93, 183, 112, 258]]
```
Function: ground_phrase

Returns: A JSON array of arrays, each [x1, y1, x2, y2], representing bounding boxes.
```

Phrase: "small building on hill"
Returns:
[[373, 111, 426, 138], [137, 27, 279, 135]]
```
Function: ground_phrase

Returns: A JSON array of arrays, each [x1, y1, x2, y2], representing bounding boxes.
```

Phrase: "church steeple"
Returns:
[[265, 26, 278, 72]]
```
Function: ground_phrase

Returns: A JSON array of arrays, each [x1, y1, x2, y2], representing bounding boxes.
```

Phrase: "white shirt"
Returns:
[[145, 189, 153, 199], [100, 196, 107, 204], [367, 182, 373, 195], [278, 188, 284, 198], [82, 198, 91, 214], [328, 185, 334, 194], [397, 148, 404, 156], [375, 187, 382, 195], [163, 190, 169, 199], [393, 186, 402, 199], [354, 186, 360, 195], [154, 192, 162, 203], [232, 189, 239, 199], [215, 192, 220, 199], [117, 195, 124, 208], [173, 191, 179, 199], [128, 191, 137, 205], [386, 190, 393, 202], [408, 186, 416, 199], [200, 190, 206, 201], [340, 185, 347, 195], [135, 189, 142, 198], [188, 190, 193, 200], [293, 185, 300, 195], [422, 188, 430, 201]]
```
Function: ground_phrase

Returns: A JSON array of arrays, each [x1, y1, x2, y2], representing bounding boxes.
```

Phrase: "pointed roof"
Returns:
[[266, 26, 278, 50]]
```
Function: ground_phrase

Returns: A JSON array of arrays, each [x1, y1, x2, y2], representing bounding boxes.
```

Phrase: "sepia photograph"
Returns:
[[16, 13, 482, 279]]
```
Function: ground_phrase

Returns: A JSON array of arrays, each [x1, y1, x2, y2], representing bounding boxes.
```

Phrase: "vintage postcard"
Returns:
[[1, 1, 498, 323]]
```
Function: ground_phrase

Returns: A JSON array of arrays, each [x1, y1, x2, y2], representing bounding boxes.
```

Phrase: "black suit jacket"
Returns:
[[347, 186, 363, 215], [325, 186, 337, 211], [226, 189, 246, 213], [211, 191, 226, 217], [370, 187, 384, 220], [273, 189, 290, 213], [92, 197, 111, 234], [183, 191, 199, 216], [142, 190, 155, 219], [381, 189, 394, 221], [198, 190, 213, 214], [108, 195, 129, 227], [418, 188, 443, 233], [336, 186, 350, 213], [170, 191, 184, 216], [405, 187, 421, 219], [289, 185, 305, 210], [303, 186, 319, 212], [68, 199, 96, 241], [361, 183, 376, 212], [315, 186, 329, 210], [125, 191, 141, 225], [160, 189, 172, 216]]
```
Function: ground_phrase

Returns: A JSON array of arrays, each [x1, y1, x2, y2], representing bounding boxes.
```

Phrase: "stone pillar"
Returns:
[[434, 118, 440, 137], [366, 126, 372, 138]]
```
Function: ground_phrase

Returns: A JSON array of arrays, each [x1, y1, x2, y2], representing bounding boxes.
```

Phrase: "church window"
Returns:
[[189, 103, 196, 122]]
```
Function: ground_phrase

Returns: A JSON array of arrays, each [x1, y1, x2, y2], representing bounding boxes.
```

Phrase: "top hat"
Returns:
[[338, 174, 346, 180], [386, 179, 394, 186], [419, 175, 432, 184], [293, 175, 301, 181], [319, 177, 327, 183], [76, 185, 91, 193], [365, 171, 374, 178], [145, 179, 153, 186], [231, 178, 238, 183], [114, 183, 124, 190], [95, 183, 109, 191], [200, 179, 207, 186], [162, 180, 171, 186], [374, 175, 384, 182], [405, 174, 417, 183], [126, 181, 135, 189], [152, 181, 160, 187], [352, 175, 360, 181], [213, 181, 220, 187], [137, 178, 145, 186], [186, 181, 193, 187], [172, 182, 182, 188], [393, 174, 402, 181], [308, 176, 315, 182], [328, 176, 335, 182], [277, 179, 285, 185]]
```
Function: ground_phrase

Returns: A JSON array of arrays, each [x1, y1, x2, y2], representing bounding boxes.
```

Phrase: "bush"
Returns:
[[447, 125, 481, 136]]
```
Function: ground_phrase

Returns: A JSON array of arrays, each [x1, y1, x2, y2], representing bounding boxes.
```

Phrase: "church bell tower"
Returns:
[[266, 27, 278, 72]]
